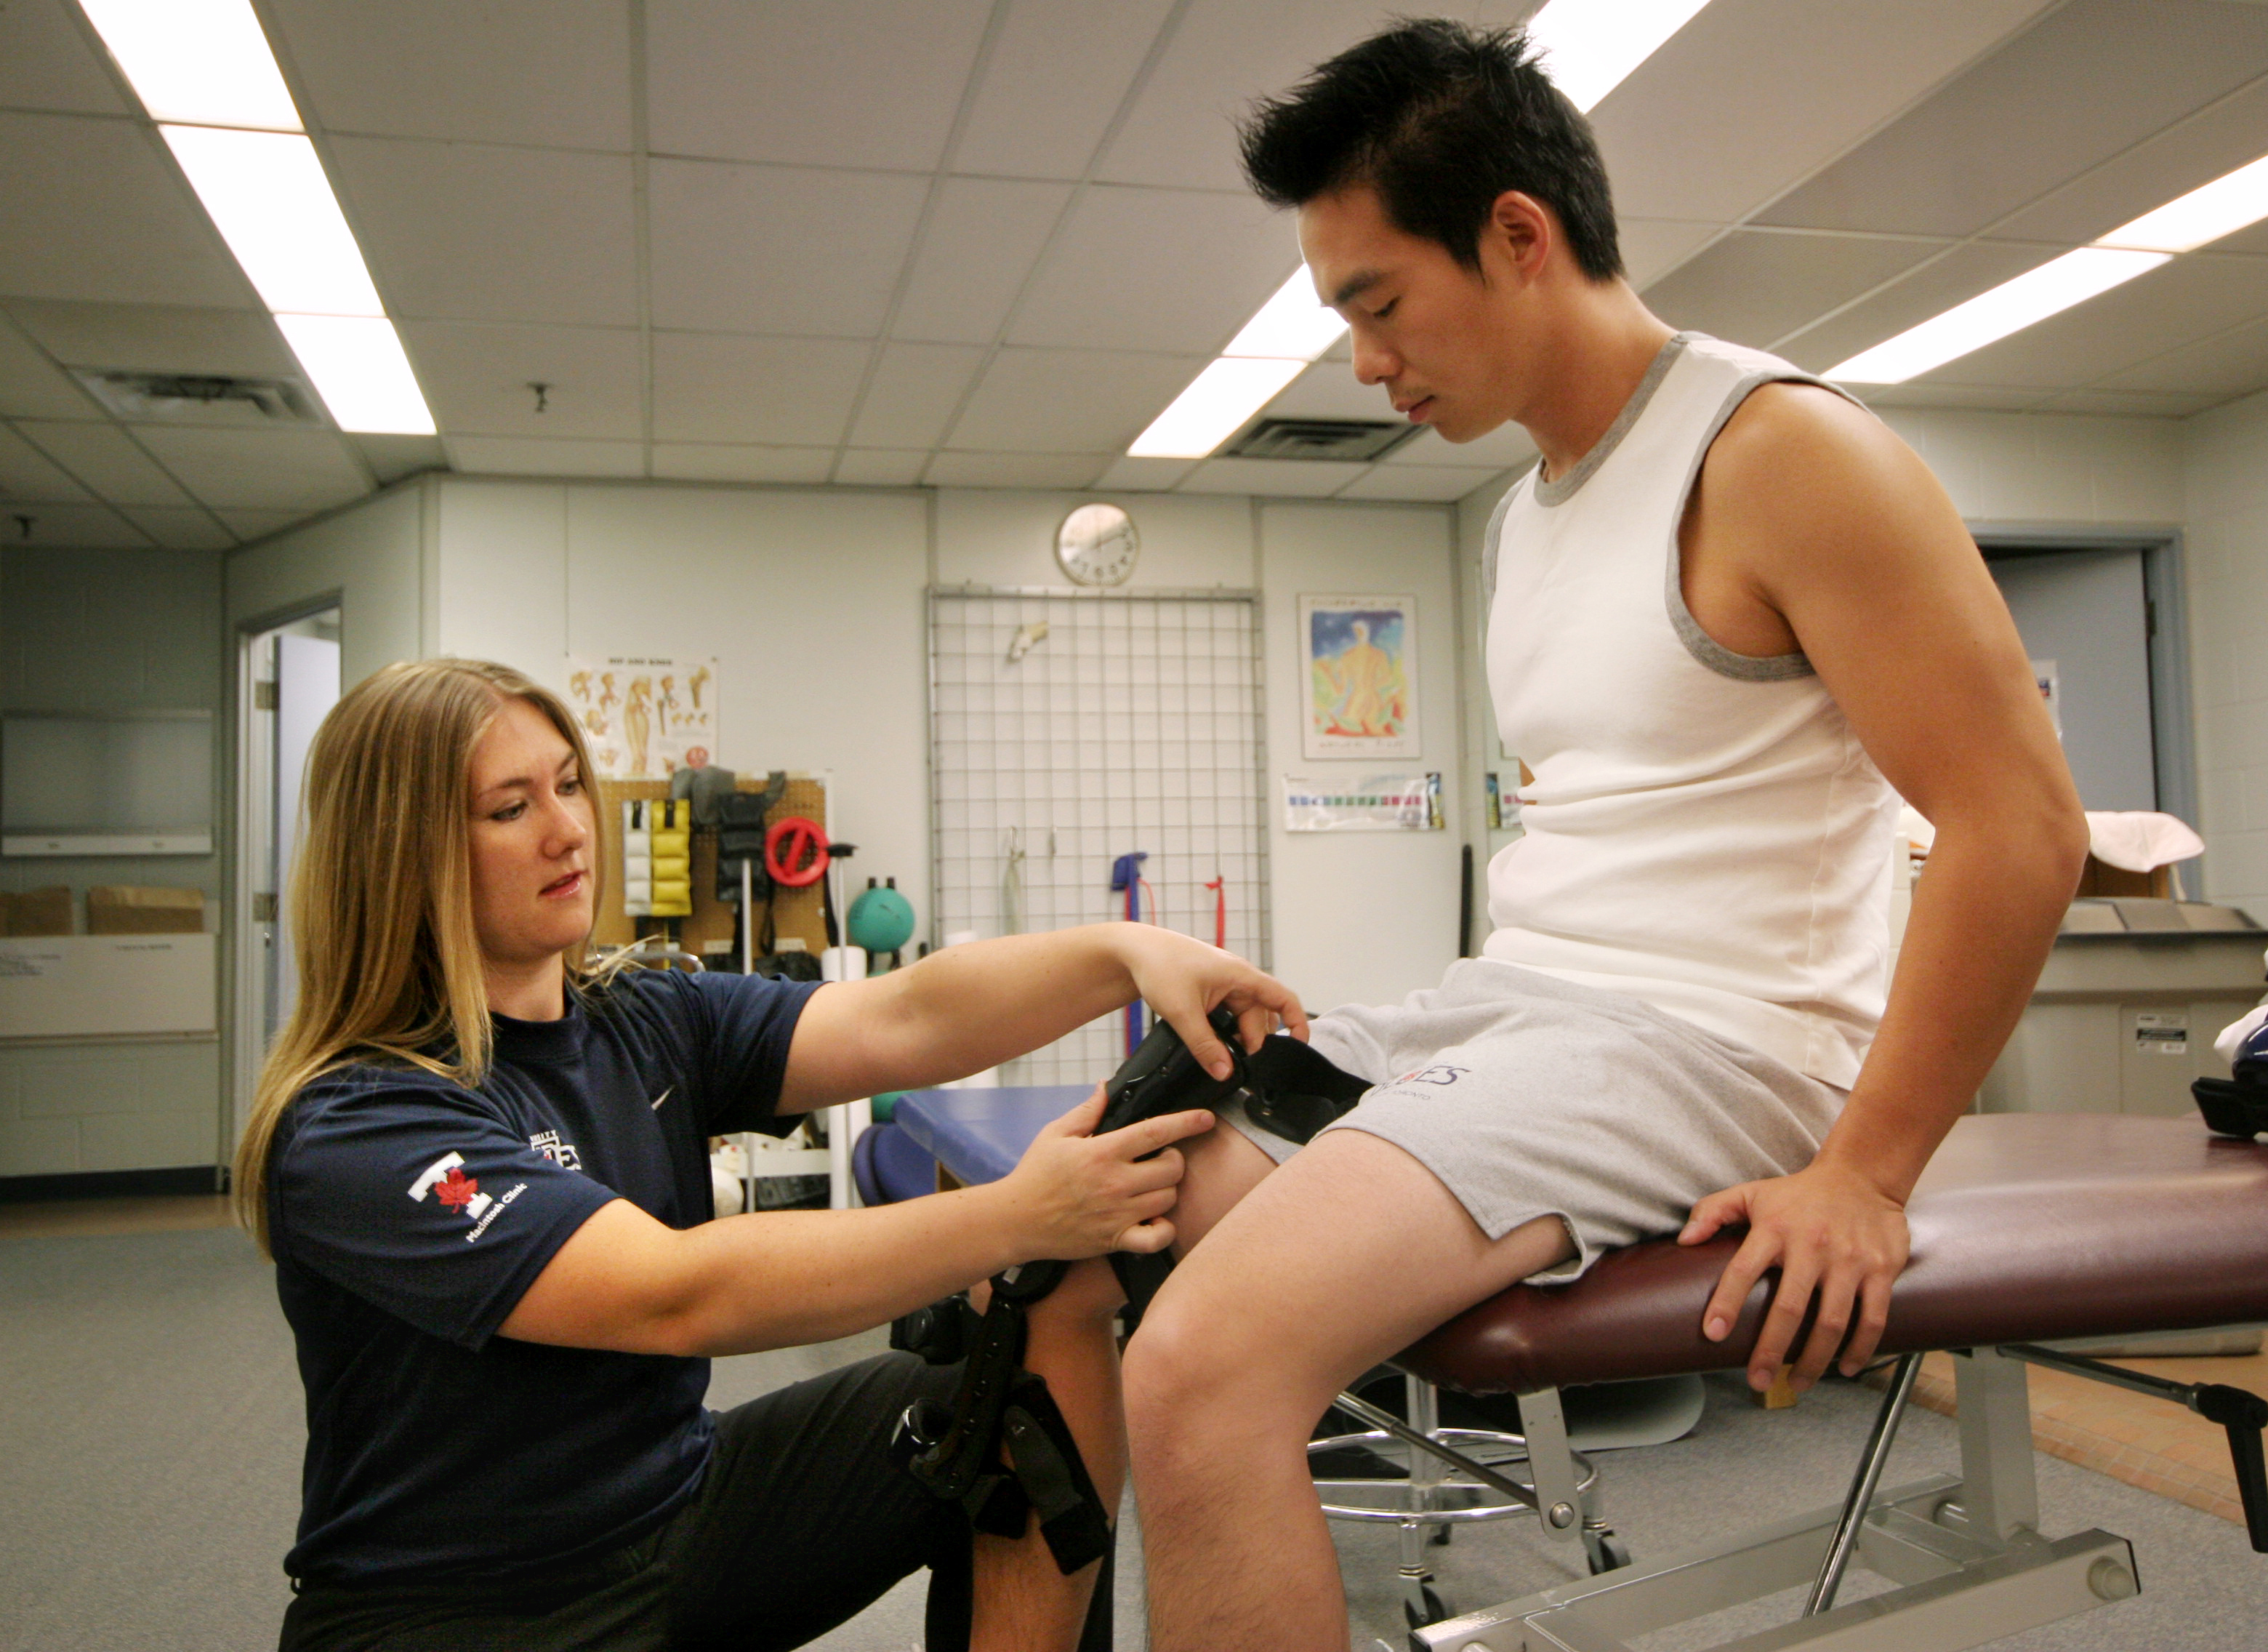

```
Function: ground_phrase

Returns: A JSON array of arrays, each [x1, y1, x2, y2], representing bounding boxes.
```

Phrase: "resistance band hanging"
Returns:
[[1109, 851, 1149, 1056]]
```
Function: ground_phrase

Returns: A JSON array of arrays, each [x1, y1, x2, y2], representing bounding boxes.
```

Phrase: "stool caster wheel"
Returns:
[[1404, 1583, 1452, 1627], [1583, 1528, 1630, 1574]]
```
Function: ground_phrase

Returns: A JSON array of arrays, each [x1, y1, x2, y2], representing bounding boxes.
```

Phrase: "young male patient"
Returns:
[[1119, 21, 2087, 1650]]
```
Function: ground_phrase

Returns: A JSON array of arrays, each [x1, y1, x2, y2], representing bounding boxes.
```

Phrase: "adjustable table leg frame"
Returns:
[[1413, 1347, 2139, 1652]]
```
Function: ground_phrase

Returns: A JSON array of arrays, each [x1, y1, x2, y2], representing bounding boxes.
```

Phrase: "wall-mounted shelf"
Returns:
[[1, 709, 214, 859]]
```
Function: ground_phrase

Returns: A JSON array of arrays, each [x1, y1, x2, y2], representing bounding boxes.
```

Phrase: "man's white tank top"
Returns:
[[1481, 332, 1897, 1089]]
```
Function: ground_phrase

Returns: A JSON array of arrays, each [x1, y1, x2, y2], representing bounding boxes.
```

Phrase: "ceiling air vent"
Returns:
[[1222, 417, 1421, 462], [71, 369, 323, 428]]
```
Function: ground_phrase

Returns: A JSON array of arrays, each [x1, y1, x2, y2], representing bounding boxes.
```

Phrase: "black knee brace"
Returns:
[[891, 1006, 1370, 1568]]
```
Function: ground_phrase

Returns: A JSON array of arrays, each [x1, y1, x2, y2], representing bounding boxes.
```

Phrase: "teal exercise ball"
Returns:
[[847, 883, 916, 954]]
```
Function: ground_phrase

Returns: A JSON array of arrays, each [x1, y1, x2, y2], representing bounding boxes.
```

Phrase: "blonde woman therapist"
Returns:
[[237, 659, 1303, 1652]]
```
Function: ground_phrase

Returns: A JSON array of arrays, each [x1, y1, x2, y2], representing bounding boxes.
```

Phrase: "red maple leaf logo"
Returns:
[[434, 1166, 479, 1211]]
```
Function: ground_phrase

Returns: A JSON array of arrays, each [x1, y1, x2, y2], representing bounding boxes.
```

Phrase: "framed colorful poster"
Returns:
[[1300, 594, 1418, 760]]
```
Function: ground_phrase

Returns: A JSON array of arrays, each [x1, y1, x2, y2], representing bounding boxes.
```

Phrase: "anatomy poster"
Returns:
[[1301, 595, 1418, 759], [564, 656, 717, 779]]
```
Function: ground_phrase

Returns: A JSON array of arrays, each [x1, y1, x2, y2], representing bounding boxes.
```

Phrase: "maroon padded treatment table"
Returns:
[[1396, 1113, 2268, 1652]]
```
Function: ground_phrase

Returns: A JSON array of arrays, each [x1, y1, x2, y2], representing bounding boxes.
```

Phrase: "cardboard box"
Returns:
[[1, 886, 73, 937], [2075, 855, 2174, 900], [87, 885, 206, 935]]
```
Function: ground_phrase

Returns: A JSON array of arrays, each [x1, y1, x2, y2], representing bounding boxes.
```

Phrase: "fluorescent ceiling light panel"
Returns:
[[2097, 152, 2268, 252], [1828, 247, 2168, 384], [79, 0, 301, 131], [1527, 0, 1715, 112], [161, 127, 383, 316], [1128, 358, 1306, 458], [1225, 268, 1348, 359], [275, 316, 436, 436]]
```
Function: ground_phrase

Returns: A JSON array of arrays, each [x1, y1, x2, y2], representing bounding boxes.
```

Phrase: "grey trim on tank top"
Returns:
[[1532, 331, 1694, 508], [1663, 364, 1870, 682], [1481, 331, 1693, 611]]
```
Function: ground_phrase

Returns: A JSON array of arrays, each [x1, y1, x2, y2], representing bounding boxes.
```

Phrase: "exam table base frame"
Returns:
[[1410, 1347, 2140, 1652]]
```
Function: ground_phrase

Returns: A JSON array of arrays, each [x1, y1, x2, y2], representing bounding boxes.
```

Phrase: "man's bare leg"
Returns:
[[969, 1255, 1123, 1652], [1124, 1131, 1574, 1652]]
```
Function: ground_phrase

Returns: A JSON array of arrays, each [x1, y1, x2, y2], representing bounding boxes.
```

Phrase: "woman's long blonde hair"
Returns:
[[233, 659, 614, 1254]]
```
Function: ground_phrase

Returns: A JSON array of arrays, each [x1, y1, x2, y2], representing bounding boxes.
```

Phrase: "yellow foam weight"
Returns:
[[650, 854, 691, 881], [649, 878, 693, 916]]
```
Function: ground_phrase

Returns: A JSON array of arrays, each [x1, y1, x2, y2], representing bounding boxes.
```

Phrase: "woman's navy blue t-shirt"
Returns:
[[268, 968, 821, 1586]]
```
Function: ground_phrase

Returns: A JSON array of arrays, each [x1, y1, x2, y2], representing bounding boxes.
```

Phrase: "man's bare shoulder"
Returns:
[[1698, 380, 1970, 592]]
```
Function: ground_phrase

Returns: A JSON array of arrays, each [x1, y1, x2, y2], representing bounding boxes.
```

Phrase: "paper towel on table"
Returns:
[[2085, 811, 2205, 873]]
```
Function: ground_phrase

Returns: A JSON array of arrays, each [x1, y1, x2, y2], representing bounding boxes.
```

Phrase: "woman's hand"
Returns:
[[991, 1088, 1218, 1260], [1109, 924, 1310, 1080]]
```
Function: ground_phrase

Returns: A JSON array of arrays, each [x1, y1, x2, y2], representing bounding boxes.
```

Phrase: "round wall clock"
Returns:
[[1055, 502, 1140, 587]]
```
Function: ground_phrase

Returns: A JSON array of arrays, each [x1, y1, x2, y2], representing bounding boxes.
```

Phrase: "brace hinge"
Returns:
[[254, 681, 278, 711]]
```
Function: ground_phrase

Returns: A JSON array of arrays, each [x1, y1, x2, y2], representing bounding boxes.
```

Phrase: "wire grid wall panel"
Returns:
[[929, 587, 1270, 1086]]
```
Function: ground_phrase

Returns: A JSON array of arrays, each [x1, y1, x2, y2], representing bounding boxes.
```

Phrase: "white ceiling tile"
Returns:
[[648, 332, 871, 446], [1644, 230, 1951, 353], [922, 452, 1109, 490], [1337, 465, 1495, 502], [953, 0, 1178, 180], [0, 423, 92, 502], [890, 177, 1073, 345], [0, 0, 133, 116], [1851, 383, 2057, 414], [1599, 0, 2056, 225], [1263, 361, 1398, 423], [118, 505, 235, 550], [1093, 0, 1391, 191], [134, 425, 371, 510], [1992, 77, 2268, 249], [15, 420, 195, 507], [0, 113, 256, 307], [2101, 313, 2268, 398], [848, 343, 985, 449], [398, 322, 643, 440], [0, 314, 102, 420], [1920, 254, 2268, 393], [2042, 388, 2221, 418], [0, 501, 150, 545], [1177, 458, 1366, 497], [446, 436, 646, 478], [948, 348, 1205, 454], [1383, 424, 1538, 469], [1092, 454, 1199, 492], [1773, 241, 2057, 374], [270, 0, 633, 150], [1006, 185, 1295, 353], [650, 444, 835, 484], [6, 300, 294, 375], [1754, 0, 2268, 237], [646, 0, 990, 169], [830, 449, 930, 487], [327, 137, 638, 326], [1620, 220, 1724, 289], [212, 508, 305, 542], [347, 433, 447, 486], [648, 159, 928, 337]]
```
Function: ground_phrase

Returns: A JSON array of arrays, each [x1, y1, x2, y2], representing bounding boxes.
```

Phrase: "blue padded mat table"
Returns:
[[893, 1086, 1090, 1186]]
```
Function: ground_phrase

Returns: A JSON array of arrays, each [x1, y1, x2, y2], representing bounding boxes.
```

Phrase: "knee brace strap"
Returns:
[[891, 1281, 1112, 1576]]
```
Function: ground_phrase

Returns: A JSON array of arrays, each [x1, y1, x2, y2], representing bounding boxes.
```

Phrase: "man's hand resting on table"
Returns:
[[1678, 1160, 1911, 1395], [994, 1088, 1217, 1261]]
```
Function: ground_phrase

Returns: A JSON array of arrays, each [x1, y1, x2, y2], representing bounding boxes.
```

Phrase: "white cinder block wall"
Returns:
[[2180, 386, 2268, 916]]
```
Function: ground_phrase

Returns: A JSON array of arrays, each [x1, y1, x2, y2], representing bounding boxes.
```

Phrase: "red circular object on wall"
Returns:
[[765, 817, 829, 887]]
